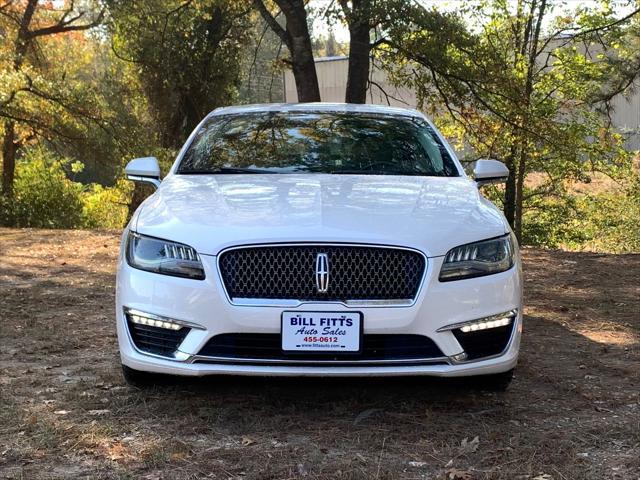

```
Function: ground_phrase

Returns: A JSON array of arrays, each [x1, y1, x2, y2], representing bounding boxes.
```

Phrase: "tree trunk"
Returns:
[[254, 0, 320, 102], [345, 21, 370, 103], [1, 121, 18, 198], [512, 0, 545, 242], [514, 147, 527, 241], [290, 43, 321, 102], [281, 0, 320, 102], [1, 0, 37, 200], [339, 0, 372, 104], [503, 147, 517, 228]]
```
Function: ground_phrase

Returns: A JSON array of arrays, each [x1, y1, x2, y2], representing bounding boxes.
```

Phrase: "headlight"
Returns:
[[439, 234, 515, 281], [126, 232, 205, 280]]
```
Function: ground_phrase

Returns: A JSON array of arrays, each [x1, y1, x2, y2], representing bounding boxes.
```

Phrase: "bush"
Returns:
[[0, 148, 133, 230], [2, 148, 85, 228], [522, 187, 640, 253], [82, 180, 132, 229]]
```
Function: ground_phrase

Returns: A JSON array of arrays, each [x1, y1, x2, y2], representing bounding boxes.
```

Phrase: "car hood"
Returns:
[[135, 174, 509, 257]]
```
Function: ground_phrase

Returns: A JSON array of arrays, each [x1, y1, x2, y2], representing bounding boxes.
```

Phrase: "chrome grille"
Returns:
[[218, 245, 426, 303]]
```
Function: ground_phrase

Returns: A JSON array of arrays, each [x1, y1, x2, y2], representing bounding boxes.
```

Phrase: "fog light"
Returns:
[[437, 310, 517, 333], [450, 352, 468, 363]]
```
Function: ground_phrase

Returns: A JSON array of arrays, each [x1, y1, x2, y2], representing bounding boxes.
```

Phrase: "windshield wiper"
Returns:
[[329, 169, 428, 176], [180, 167, 279, 174]]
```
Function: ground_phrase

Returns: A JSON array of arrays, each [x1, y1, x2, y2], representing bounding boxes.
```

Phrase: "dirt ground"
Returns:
[[0, 229, 638, 480]]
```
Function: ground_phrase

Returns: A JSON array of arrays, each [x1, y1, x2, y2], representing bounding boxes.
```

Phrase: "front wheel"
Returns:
[[473, 369, 514, 391], [121, 364, 165, 388]]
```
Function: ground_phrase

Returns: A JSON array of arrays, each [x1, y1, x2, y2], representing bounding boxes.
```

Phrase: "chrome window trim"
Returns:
[[214, 242, 429, 308]]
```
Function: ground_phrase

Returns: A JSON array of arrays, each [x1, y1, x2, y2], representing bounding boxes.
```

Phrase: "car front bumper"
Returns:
[[116, 244, 523, 378]]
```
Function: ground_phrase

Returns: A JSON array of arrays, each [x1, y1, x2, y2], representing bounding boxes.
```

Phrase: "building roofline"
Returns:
[[315, 55, 349, 62]]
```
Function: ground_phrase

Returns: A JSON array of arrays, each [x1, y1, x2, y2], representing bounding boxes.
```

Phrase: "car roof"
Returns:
[[208, 102, 425, 119]]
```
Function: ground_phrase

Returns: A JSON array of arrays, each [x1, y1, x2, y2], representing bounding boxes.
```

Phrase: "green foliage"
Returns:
[[522, 188, 640, 253], [522, 194, 588, 248], [0, 0, 638, 254], [0, 2, 108, 173], [2, 149, 85, 228], [0, 0, 162, 191], [238, 14, 286, 104], [0, 147, 134, 229], [107, 0, 252, 148], [61, 41, 166, 186], [381, 0, 635, 240], [81, 180, 132, 229]]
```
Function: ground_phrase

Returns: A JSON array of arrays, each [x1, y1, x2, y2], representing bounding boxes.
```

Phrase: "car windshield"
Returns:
[[177, 112, 459, 176]]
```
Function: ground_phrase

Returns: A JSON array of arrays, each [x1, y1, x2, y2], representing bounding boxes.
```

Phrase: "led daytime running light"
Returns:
[[129, 313, 182, 331], [460, 316, 512, 333], [437, 310, 517, 333]]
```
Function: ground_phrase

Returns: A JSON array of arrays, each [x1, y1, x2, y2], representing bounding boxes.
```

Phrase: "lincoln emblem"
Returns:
[[315, 253, 329, 293]]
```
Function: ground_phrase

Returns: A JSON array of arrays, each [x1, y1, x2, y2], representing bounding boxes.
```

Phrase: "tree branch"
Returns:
[[27, 8, 104, 39], [0, 1, 21, 26], [253, 0, 290, 47], [537, 7, 640, 57]]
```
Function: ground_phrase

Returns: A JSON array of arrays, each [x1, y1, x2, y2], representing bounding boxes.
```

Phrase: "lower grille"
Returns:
[[127, 318, 189, 357], [196, 333, 444, 363], [453, 324, 514, 360]]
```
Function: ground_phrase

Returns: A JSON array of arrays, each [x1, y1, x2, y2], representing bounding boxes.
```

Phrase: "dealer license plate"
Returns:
[[281, 311, 362, 353]]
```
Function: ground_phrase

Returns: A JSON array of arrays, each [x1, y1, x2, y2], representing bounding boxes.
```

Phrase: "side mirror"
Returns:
[[125, 157, 161, 189], [473, 159, 509, 186]]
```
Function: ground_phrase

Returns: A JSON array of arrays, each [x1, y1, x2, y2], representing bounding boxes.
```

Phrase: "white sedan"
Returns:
[[116, 103, 522, 390]]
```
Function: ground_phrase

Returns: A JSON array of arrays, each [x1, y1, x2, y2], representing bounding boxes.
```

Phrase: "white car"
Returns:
[[116, 103, 522, 390]]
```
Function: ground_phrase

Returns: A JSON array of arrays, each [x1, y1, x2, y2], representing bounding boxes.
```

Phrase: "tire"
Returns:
[[473, 369, 514, 391], [121, 364, 164, 388]]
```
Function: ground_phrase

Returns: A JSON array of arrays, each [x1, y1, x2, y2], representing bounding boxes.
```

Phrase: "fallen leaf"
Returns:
[[171, 451, 187, 461], [459, 436, 480, 454], [446, 467, 473, 480], [88, 409, 110, 416], [297, 463, 308, 476], [355, 453, 367, 464], [54, 410, 69, 415]]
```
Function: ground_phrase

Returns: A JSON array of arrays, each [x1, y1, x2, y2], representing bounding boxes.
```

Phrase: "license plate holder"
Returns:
[[281, 311, 363, 353]]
